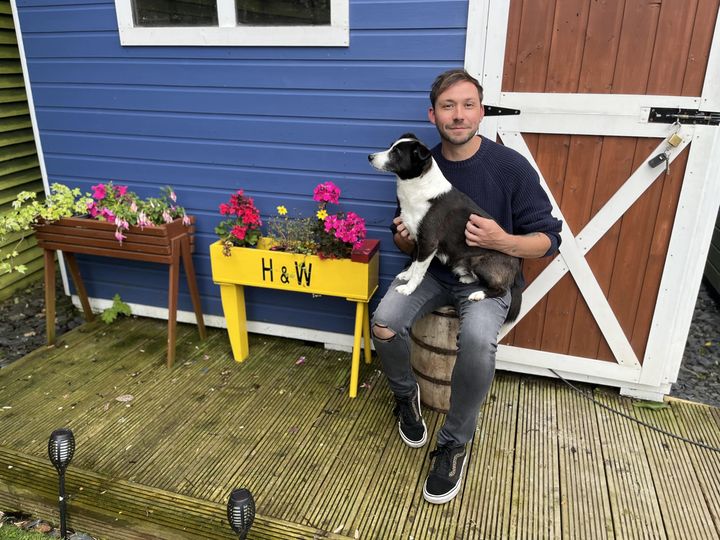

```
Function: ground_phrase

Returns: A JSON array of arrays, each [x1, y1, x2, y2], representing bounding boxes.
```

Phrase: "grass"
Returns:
[[0, 526, 50, 539]]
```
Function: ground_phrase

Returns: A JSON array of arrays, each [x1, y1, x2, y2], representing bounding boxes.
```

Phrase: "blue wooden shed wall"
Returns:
[[14, 0, 467, 335]]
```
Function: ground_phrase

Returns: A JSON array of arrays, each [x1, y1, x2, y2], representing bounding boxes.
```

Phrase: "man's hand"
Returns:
[[465, 213, 551, 258], [393, 216, 416, 255], [465, 214, 509, 250]]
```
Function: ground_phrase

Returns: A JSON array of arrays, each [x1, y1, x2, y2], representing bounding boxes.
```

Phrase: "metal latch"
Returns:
[[648, 107, 720, 125], [484, 105, 521, 117]]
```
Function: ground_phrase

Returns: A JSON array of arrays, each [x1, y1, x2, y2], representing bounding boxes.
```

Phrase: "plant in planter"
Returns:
[[3, 181, 205, 368], [262, 180, 367, 259], [0, 182, 191, 274]]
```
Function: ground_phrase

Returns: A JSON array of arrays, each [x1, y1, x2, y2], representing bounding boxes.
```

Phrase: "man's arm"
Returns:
[[465, 214, 551, 259]]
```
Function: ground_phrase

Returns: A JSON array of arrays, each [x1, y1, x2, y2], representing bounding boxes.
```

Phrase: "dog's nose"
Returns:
[[368, 154, 375, 162]]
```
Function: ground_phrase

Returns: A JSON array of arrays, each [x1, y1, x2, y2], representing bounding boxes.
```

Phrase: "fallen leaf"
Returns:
[[632, 400, 669, 410], [279, 389, 285, 395], [23, 331, 36, 337], [333, 525, 344, 534], [115, 394, 134, 402], [705, 341, 713, 347], [295, 356, 306, 365], [360, 382, 372, 390], [355, 529, 360, 539]]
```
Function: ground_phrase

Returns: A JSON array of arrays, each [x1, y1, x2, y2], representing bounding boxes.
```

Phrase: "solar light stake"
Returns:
[[48, 428, 75, 540], [227, 488, 255, 540]]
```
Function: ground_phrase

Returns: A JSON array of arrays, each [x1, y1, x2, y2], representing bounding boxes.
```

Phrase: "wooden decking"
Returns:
[[1, 317, 719, 539]]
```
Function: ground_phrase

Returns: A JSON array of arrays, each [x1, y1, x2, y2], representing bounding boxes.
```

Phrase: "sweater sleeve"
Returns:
[[511, 168, 563, 257]]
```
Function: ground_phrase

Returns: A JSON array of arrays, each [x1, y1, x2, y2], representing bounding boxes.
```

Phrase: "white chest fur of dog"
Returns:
[[396, 162, 452, 240]]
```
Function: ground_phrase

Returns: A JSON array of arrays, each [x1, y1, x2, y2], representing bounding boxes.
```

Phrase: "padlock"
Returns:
[[667, 133, 683, 147]]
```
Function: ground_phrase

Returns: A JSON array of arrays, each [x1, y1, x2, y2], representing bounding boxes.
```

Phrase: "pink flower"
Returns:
[[100, 208, 115, 223], [162, 210, 173, 224], [117, 185, 128, 196], [91, 183, 106, 200], [182, 214, 191, 226], [170, 190, 177, 202], [130, 201, 138, 213], [87, 201, 98, 217], [137, 211, 152, 229], [313, 181, 341, 204], [114, 229, 126, 244]]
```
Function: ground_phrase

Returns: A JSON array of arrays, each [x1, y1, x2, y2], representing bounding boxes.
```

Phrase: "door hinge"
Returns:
[[648, 107, 720, 126], [484, 105, 521, 117]]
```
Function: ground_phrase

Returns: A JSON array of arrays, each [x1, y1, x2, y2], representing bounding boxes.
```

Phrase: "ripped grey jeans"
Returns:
[[371, 272, 510, 446]]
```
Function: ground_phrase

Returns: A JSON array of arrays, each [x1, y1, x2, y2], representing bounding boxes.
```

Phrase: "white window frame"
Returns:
[[114, 0, 349, 47]]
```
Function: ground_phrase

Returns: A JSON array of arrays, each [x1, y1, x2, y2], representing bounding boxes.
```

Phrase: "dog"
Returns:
[[368, 133, 522, 322]]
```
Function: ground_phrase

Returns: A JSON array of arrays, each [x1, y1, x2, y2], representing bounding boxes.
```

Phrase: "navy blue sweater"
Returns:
[[395, 135, 563, 286]]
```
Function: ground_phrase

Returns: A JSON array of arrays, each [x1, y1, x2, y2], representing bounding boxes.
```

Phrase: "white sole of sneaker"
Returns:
[[398, 418, 427, 448], [422, 454, 467, 504]]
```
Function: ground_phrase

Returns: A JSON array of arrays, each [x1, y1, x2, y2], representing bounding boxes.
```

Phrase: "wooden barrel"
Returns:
[[409, 305, 459, 413]]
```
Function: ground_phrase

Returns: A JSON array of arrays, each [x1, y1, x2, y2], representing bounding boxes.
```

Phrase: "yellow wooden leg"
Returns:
[[349, 301, 364, 398], [362, 302, 372, 364], [219, 283, 249, 362]]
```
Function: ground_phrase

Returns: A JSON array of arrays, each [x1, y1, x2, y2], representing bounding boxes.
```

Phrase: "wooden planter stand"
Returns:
[[34, 216, 206, 367], [209, 238, 380, 397]]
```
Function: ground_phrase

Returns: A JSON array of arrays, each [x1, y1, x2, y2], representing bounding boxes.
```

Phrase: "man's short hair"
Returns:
[[430, 69, 484, 107]]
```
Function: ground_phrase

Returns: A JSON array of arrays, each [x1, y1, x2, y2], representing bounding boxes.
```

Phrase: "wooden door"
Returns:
[[467, 0, 720, 399]]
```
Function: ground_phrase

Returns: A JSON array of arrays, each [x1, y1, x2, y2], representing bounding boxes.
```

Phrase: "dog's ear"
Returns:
[[399, 132, 418, 140], [413, 142, 432, 161]]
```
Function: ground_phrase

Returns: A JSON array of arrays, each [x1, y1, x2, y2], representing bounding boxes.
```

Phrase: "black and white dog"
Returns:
[[368, 133, 522, 322]]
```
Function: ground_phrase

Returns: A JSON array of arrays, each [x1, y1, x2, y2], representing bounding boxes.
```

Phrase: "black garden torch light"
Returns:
[[227, 488, 255, 539], [48, 428, 75, 540]]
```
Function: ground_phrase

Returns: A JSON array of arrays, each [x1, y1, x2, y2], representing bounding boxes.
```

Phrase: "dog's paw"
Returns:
[[468, 291, 486, 302], [395, 284, 415, 296], [458, 275, 477, 284], [396, 270, 411, 281]]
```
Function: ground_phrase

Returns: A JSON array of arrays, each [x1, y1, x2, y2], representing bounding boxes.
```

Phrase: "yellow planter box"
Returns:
[[209, 237, 379, 301], [209, 238, 380, 397]]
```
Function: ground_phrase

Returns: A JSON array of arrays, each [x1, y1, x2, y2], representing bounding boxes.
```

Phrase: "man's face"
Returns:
[[428, 81, 484, 146]]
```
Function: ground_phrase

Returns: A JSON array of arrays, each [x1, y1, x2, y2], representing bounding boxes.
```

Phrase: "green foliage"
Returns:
[[101, 294, 132, 324], [0, 184, 91, 275], [266, 214, 319, 255], [0, 182, 190, 276], [0, 525, 50, 539]]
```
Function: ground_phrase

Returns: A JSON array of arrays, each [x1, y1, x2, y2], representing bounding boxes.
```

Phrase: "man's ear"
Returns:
[[428, 107, 436, 125]]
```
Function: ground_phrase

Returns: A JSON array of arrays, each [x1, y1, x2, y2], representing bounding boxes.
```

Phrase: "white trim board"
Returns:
[[71, 295, 365, 354], [114, 0, 349, 47]]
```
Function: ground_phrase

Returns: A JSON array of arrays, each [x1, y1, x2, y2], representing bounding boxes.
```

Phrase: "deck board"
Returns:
[[1, 316, 720, 539]]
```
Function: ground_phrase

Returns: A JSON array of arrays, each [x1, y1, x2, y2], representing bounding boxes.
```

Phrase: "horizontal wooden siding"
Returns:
[[14, 0, 468, 333]]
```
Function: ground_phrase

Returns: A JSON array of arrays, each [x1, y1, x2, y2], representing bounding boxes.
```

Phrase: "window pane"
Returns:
[[133, 0, 218, 27], [237, 0, 330, 26]]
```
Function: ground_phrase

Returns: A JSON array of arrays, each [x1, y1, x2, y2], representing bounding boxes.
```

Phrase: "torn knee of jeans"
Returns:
[[372, 323, 396, 341]]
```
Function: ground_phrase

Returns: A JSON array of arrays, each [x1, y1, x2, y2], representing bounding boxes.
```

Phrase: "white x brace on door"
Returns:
[[466, 0, 720, 400]]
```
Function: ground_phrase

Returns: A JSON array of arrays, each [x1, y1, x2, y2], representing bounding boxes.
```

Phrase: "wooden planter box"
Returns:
[[209, 237, 380, 397], [34, 216, 206, 367]]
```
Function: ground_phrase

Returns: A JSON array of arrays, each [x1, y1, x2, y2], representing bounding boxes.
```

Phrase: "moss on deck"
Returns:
[[0, 317, 719, 539]]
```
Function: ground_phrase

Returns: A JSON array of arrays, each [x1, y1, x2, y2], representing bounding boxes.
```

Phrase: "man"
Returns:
[[371, 69, 562, 504]]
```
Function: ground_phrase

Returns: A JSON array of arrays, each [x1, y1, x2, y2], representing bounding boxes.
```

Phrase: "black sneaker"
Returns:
[[423, 443, 467, 504], [392, 383, 427, 448]]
